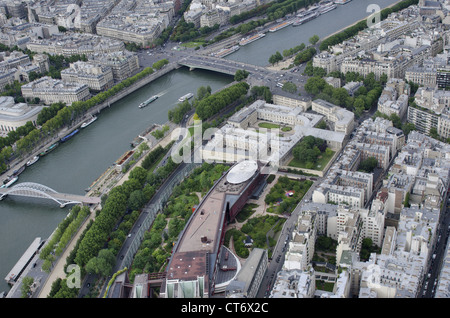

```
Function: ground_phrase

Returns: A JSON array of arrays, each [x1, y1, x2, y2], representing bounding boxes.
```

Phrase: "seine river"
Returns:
[[0, 68, 233, 293], [227, 0, 400, 66], [0, 0, 399, 294]]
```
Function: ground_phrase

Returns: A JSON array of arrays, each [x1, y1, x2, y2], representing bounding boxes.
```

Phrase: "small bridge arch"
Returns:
[[0, 182, 99, 207]]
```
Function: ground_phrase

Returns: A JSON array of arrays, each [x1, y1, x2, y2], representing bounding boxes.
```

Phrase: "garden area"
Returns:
[[258, 122, 280, 129], [312, 235, 338, 293], [235, 203, 258, 223], [288, 136, 335, 171], [127, 163, 229, 282], [359, 238, 381, 262], [225, 214, 285, 259], [313, 235, 338, 266], [257, 122, 292, 133], [316, 280, 335, 293], [264, 175, 313, 215]]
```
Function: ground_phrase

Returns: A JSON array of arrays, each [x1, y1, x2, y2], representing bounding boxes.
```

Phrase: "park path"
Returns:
[[37, 210, 96, 298], [224, 174, 282, 259], [37, 126, 176, 297]]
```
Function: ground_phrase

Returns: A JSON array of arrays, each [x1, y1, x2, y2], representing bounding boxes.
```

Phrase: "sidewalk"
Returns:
[[37, 121, 178, 297], [115, 124, 176, 187], [1, 65, 177, 186], [1, 135, 61, 185], [37, 209, 97, 298]]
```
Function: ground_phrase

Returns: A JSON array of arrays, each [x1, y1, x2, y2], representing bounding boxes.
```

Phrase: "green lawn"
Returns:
[[288, 149, 335, 171], [316, 280, 335, 292], [188, 126, 199, 136], [258, 122, 280, 129], [187, 125, 206, 139], [265, 176, 313, 215], [181, 41, 205, 48]]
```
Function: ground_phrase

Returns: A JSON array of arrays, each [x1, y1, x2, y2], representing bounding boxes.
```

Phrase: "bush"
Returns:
[[358, 157, 378, 173], [292, 136, 326, 165], [128, 163, 228, 275], [152, 59, 169, 70], [196, 82, 249, 120]]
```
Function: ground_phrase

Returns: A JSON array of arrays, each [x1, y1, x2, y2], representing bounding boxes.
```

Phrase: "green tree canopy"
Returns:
[[85, 249, 116, 277], [234, 69, 249, 81], [304, 76, 327, 95], [128, 189, 147, 211], [282, 82, 298, 94], [268, 51, 283, 65], [309, 34, 319, 45], [358, 157, 378, 173]]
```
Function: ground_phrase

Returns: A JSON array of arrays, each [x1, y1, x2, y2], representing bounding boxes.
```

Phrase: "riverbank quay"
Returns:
[[0, 62, 180, 187], [3, 208, 95, 298], [34, 208, 95, 298], [201, 33, 243, 56], [33, 75, 248, 297], [265, 0, 404, 71], [84, 121, 178, 199], [33, 120, 178, 298]]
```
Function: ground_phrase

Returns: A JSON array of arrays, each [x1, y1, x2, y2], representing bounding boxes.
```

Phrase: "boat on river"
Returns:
[[12, 165, 25, 176], [60, 129, 79, 143], [1, 175, 18, 188], [213, 45, 240, 58], [239, 33, 266, 46], [334, 0, 351, 4], [39, 142, 59, 157], [81, 116, 97, 128], [139, 95, 158, 108], [292, 11, 319, 26], [26, 155, 39, 167], [269, 19, 294, 32], [178, 93, 194, 102], [319, 1, 337, 14]]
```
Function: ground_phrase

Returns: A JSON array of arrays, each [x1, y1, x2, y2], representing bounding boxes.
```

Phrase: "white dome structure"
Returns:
[[226, 160, 258, 184]]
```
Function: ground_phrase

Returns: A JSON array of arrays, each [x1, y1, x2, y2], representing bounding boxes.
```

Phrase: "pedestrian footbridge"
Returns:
[[0, 182, 101, 207]]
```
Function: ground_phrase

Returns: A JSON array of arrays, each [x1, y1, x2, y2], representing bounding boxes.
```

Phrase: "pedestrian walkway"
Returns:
[[37, 209, 96, 298], [37, 119, 178, 297], [115, 124, 176, 187]]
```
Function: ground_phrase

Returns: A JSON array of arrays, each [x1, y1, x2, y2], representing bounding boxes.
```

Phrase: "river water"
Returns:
[[226, 0, 399, 66], [0, 68, 233, 293], [0, 0, 399, 294]]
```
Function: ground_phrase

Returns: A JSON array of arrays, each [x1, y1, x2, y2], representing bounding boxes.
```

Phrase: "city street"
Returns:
[[421, 196, 450, 297], [256, 173, 323, 298]]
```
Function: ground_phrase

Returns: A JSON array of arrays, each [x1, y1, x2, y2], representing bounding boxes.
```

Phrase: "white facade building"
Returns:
[[61, 61, 114, 91], [21, 76, 90, 105], [311, 99, 354, 135], [0, 96, 42, 134]]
